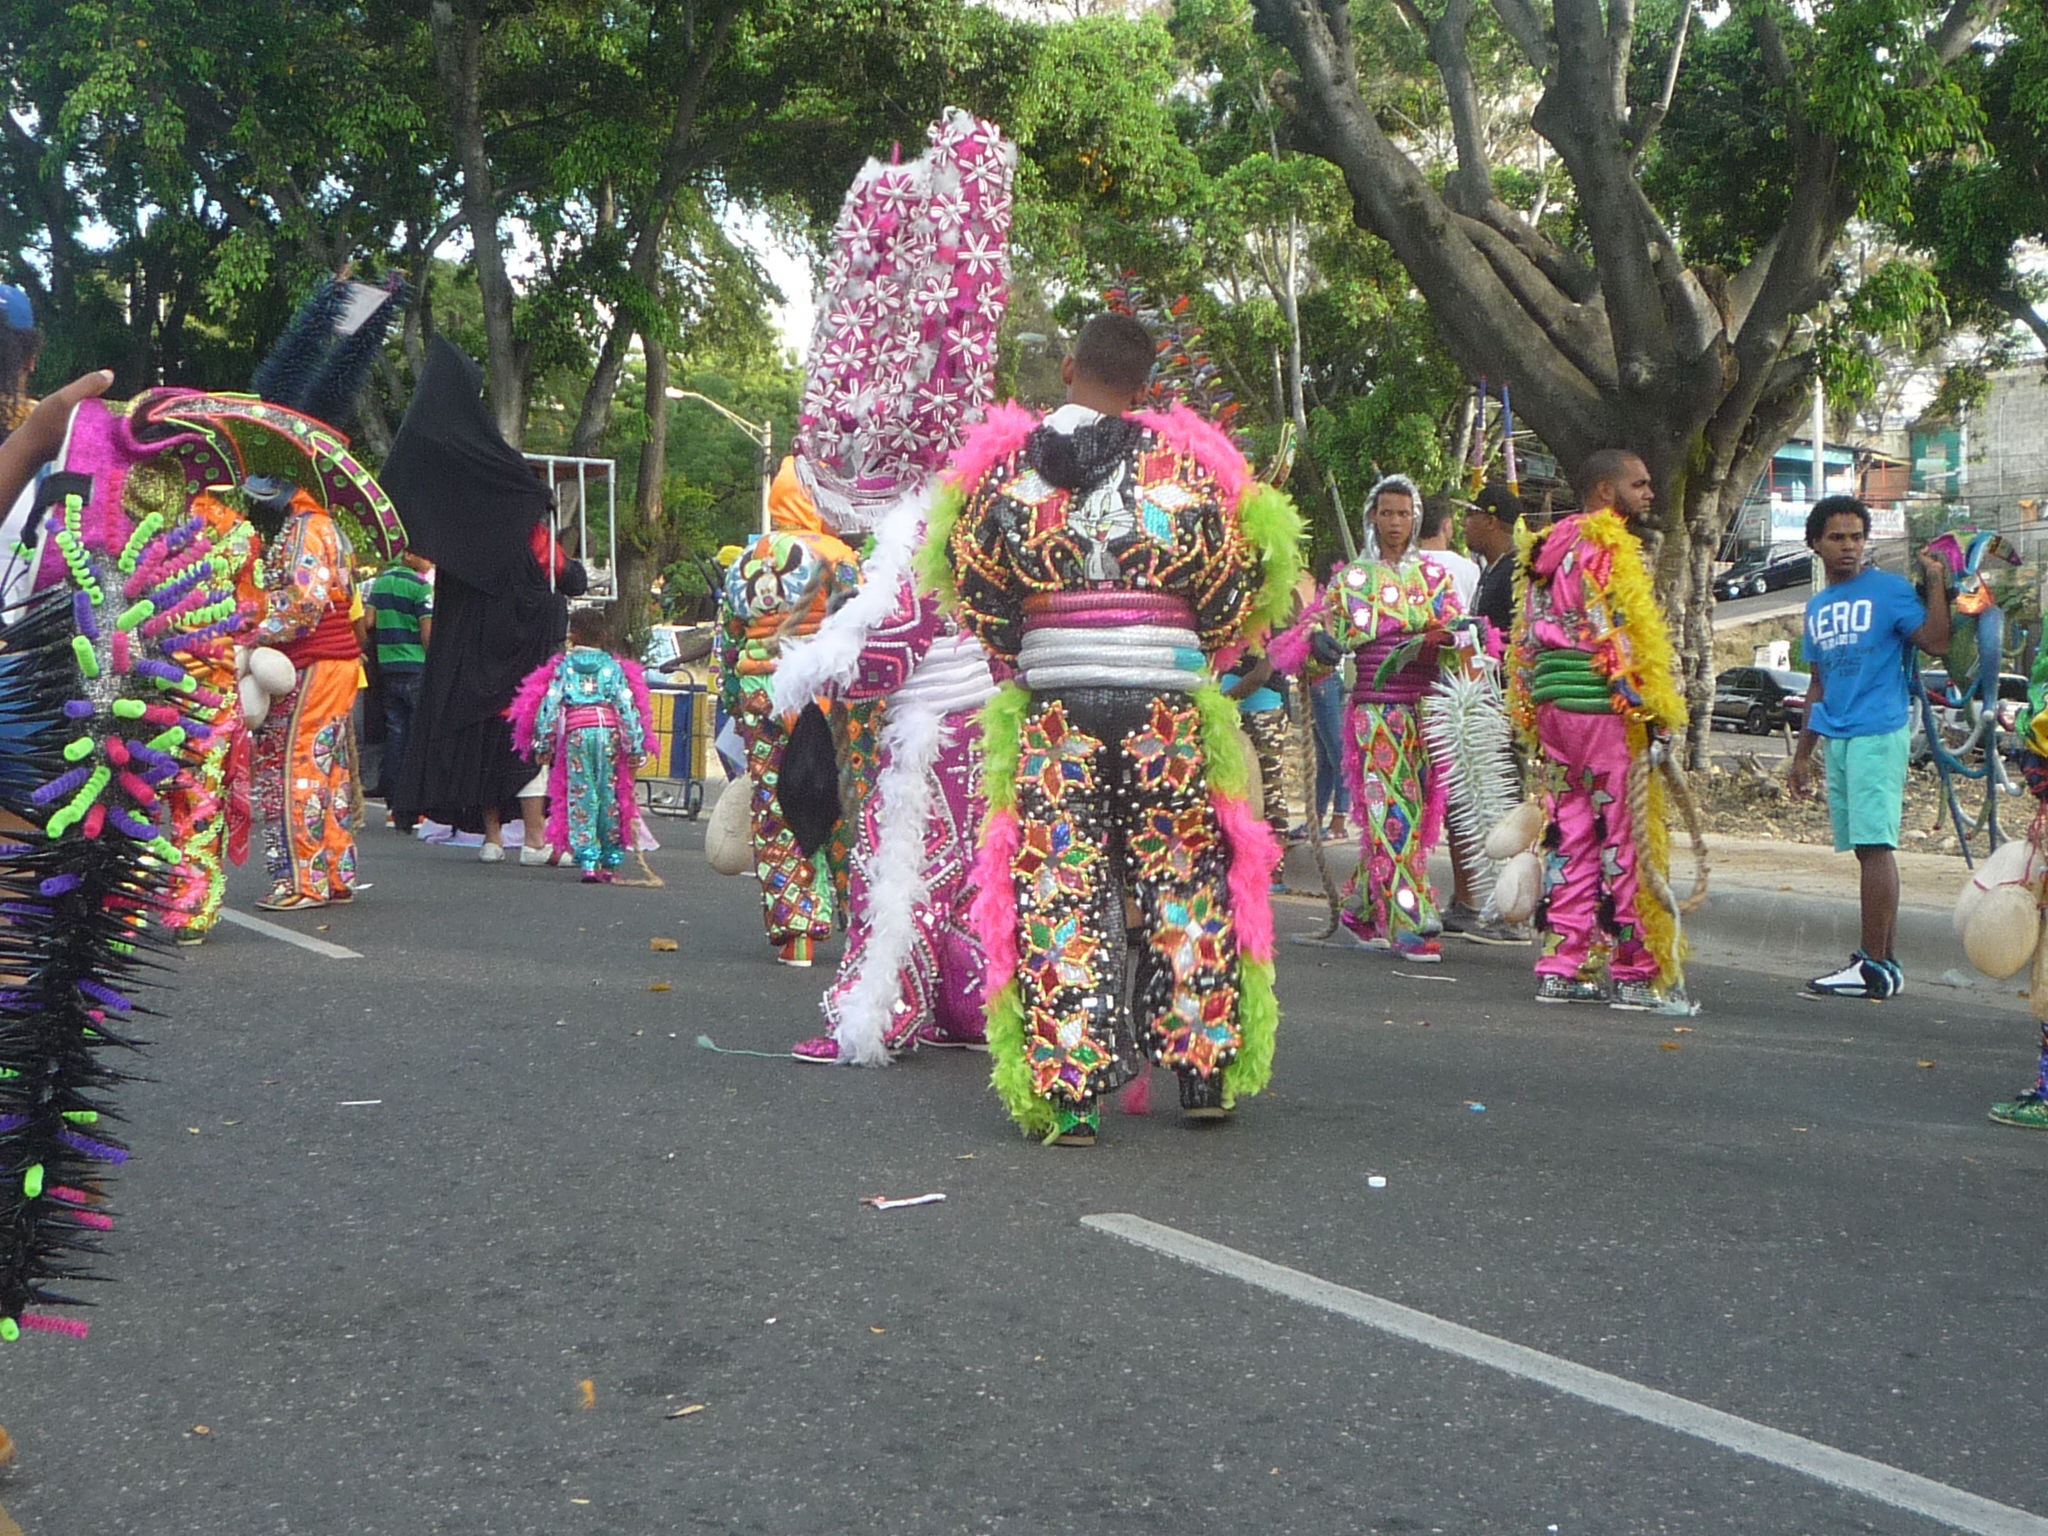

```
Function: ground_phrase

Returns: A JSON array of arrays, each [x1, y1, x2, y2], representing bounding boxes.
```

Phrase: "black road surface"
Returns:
[[3, 821, 2044, 1534]]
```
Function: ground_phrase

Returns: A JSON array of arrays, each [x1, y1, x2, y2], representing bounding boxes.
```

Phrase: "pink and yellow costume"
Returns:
[[925, 403, 1301, 1135], [1506, 509, 1687, 991], [1326, 550, 1463, 955]]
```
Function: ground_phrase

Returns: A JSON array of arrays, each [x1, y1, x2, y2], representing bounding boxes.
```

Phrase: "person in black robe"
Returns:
[[382, 338, 584, 854]]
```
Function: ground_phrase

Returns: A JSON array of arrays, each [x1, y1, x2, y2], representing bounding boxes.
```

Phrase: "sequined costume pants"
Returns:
[[1340, 699, 1437, 941], [1012, 689, 1240, 1107], [734, 689, 836, 946], [252, 658, 358, 901], [562, 724, 626, 874], [1533, 703, 1654, 984], [1241, 706, 1290, 843], [163, 723, 235, 937], [822, 714, 987, 1051]]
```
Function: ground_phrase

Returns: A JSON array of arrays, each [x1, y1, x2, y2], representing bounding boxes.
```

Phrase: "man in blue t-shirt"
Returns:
[[1789, 495, 1950, 999]]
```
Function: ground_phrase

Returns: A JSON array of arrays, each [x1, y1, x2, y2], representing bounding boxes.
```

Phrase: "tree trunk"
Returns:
[[428, 0, 527, 445]]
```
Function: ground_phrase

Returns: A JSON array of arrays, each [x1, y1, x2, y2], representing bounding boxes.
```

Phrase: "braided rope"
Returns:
[[1626, 742, 1710, 919]]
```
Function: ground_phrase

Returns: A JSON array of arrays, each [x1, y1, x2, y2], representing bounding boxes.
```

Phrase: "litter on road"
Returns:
[[861, 1192, 946, 1210]]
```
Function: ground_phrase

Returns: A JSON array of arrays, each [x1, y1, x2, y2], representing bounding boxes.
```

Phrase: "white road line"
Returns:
[[1081, 1213, 2048, 1536], [216, 910, 362, 960]]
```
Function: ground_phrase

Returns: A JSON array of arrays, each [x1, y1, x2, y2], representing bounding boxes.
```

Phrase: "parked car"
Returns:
[[1911, 668, 2029, 763], [1711, 666, 1810, 734], [1717, 547, 1813, 601]]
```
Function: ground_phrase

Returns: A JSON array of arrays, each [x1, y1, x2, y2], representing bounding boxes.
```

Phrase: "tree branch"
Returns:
[[1628, 0, 1693, 170], [1928, 0, 2006, 65], [1430, 0, 1496, 213], [1989, 287, 2048, 356], [1485, 0, 1553, 73]]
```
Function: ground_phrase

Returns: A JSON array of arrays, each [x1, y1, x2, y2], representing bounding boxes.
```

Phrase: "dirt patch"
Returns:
[[1692, 750, 2012, 854]]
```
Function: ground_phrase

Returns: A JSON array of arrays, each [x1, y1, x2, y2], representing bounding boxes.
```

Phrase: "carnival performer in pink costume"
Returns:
[[767, 108, 1014, 1064], [1506, 449, 1688, 1010]]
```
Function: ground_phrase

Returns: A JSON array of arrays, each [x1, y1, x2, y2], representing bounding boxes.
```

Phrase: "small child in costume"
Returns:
[[508, 607, 652, 882]]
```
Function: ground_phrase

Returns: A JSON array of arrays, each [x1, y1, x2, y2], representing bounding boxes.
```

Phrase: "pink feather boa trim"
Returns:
[[1130, 403, 1251, 509], [1265, 589, 1327, 676], [1213, 790, 1278, 963], [941, 402, 1039, 493], [967, 808, 1022, 1002]]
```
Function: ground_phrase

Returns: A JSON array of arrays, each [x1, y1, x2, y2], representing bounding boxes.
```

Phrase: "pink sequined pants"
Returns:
[[1533, 705, 1656, 985]]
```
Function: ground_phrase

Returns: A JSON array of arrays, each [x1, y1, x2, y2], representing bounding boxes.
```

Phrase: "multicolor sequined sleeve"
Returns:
[[253, 513, 337, 644], [531, 657, 568, 750], [605, 656, 649, 756], [1189, 485, 1255, 652], [946, 473, 1026, 663]]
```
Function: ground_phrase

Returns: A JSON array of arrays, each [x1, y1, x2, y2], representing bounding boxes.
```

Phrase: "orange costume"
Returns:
[[251, 489, 359, 907]]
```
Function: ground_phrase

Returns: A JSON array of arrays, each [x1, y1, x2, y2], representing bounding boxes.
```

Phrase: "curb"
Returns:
[[1279, 842, 2006, 1003]]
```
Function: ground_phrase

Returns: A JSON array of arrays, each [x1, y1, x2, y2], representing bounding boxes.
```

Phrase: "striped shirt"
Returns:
[[367, 564, 432, 672]]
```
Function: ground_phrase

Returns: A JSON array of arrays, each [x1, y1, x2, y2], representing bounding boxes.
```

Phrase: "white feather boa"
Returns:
[[826, 687, 947, 1066], [769, 483, 934, 717], [1421, 666, 1519, 884]]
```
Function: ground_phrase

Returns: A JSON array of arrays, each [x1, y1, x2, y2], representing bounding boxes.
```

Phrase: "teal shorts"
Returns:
[[1823, 725, 1909, 852]]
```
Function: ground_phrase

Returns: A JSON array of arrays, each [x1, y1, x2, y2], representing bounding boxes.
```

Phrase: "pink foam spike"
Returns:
[[111, 631, 131, 673], [20, 1311, 90, 1338], [82, 804, 105, 839]]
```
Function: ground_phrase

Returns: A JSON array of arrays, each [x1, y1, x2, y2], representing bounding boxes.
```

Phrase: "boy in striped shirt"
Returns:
[[367, 551, 434, 826]]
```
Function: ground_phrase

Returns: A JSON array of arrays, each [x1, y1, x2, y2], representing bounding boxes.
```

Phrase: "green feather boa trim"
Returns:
[[1192, 682, 1252, 800], [1222, 957, 1279, 1107], [977, 681, 1029, 814], [1236, 482, 1306, 640], [912, 481, 967, 609], [984, 981, 1056, 1136]]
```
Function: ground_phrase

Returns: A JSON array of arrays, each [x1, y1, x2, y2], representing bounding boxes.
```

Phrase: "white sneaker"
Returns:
[[478, 842, 506, 864], [519, 842, 555, 867]]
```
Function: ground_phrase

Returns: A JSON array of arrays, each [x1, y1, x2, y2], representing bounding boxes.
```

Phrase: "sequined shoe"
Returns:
[[1535, 973, 1609, 1005], [1052, 1104, 1098, 1146], [1609, 979, 1670, 1011], [1989, 1090, 2048, 1129], [1178, 1071, 1231, 1121], [791, 1035, 840, 1063], [1391, 935, 1442, 965], [776, 937, 814, 968]]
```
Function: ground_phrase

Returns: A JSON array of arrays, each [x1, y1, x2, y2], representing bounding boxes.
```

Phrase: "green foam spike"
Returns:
[[110, 698, 147, 719], [115, 599, 154, 632], [71, 634, 100, 679], [23, 1163, 43, 1199], [62, 736, 94, 763]]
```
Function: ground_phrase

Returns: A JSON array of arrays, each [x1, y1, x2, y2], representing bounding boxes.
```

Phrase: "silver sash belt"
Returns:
[[1016, 623, 1208, 694]]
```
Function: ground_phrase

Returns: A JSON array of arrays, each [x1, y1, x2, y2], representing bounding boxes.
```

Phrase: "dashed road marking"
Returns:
[[1082, 1212, 2048, 1536], [217, 910, 362, 959]]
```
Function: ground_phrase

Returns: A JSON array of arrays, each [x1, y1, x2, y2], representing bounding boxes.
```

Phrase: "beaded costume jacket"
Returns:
[[532, 647, 648, 756], [1327, 552, 1461, 650], [946, 417, 1257, 662], [252, 496, 352, 646]]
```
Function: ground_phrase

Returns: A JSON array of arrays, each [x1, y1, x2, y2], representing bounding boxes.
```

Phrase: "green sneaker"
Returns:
[[1988, 1090, 2048, 1130]]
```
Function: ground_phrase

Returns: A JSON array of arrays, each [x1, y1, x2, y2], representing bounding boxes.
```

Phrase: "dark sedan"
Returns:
[[1711, 665, 1810, 734], [1718, 548, 1813, 601]]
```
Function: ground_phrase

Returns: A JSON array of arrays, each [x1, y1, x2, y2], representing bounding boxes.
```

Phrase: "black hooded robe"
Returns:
[[381, 338, 578, 833]]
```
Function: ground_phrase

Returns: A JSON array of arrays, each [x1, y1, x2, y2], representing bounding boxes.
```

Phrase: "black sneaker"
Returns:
[[1178, 1070, 1232, 1120]]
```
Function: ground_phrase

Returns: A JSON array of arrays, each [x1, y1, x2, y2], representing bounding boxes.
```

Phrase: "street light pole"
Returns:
[[664, 387, 776, 538]]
